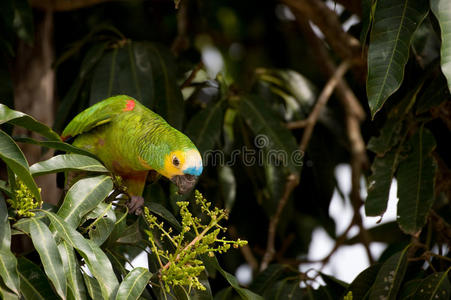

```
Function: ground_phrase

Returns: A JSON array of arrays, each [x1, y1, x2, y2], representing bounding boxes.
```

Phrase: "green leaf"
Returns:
[[29, 218, 67, 299], [0, 280, 19, 300], [0, 251, 20, 296], [255, 68, 316, 120], [145, 202, 182, 231], [14, 137, 98, 158], [115, 267, 151, 300], [412, 269, 451, 299], [214, 287, 234, 300], [431, 0, 451, 92], [57, 175, 113, 228], [53, 42, 109, 132], [0, 195, 20, 296], [185, 100, 226, 155], [0, 130, 41, 202], [116, 220, 142, 244], [249, 264, 286, 295], [90, 41, 184, 129], [320, 272, 349, 296], [211, 258, 263, 300], [365, 151, 397, 216], [17, 257, 57, 300], [360, 0, 377, 45], [264, 279, 304, 300], [238, 95, 300, 174], [369, 245, 410, 300], [345, 222, 407, 245], [30, 154, 109, 176], [367, 120, 404, 155], [397, 127, 436, 235], [399, 279, 423, 299], [366, 0, 428, 117], [0, 180, 11, 197], [347, 264, 382, 300], [86, 202, 116, 245], [82, 272, 103, 300], [0, 104, 60, 141], [415, 74, 450, 115], [58, 241, 87, 300], [0, 194, 11, 250], [42, 211, 119, 299]]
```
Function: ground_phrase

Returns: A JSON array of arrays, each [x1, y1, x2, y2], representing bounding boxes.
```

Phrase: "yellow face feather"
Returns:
[[160, 150, 185, 178], [159, 149, 203, 179]]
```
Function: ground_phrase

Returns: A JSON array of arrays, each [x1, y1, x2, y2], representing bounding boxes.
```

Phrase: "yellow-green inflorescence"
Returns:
[[7, 180, 42, 217], [143, 190, 247, 293]]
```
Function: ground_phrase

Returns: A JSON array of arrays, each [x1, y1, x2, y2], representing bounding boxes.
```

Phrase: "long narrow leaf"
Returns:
[[397, 127, 436, 235], [115, 267, 151, 300], [238, 95, 300, 175], [0, 250, 20, 296], [431, 0, 451, 92], [58, 241, 87, 300], [30, 154, 108, 176], [366, 0, 428, 117], [82, 272, 103, 300], [17, 257, 57, 300], [0, 194, 20, 295], [42, 211, 119, 299], [369, 245, 410, 300], [0, 130, 41, 202], [57, 175, 113, 228], [185, 99, 226, 156], [29, 218, 67, 299], [412, 268, 451, 299], [0, 104, 60, 140], [14, 137, 98, 158]]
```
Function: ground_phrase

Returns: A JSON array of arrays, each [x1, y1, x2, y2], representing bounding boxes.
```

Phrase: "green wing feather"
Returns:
[[62, 95, 135, 139]]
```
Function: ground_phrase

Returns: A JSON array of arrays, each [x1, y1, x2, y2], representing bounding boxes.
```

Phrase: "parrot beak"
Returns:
[[171, 174, 198, 194]]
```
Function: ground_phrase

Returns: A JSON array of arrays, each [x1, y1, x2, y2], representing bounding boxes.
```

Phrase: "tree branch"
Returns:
[[290, 12, 373, 264], [260, 174, 299, 271], [296, 59, 353, 152], [281, 0, 361, 61]]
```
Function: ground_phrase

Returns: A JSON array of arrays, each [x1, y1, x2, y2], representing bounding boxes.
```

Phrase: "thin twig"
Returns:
[[298, 59, 353, 152], [180, 62, 204, 89], [293, 13, 372, 265], [281, 0, 364, 81], [260, 174, 299, 271]]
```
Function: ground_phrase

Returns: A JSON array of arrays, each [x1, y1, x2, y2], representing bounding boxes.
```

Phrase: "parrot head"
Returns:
[[164, 148, 203, 194], [146, 128, 203, 194]]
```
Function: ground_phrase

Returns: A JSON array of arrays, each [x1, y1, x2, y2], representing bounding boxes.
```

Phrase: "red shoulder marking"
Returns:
[[123, 99, 136, 112], [61, 135, 71, 142]]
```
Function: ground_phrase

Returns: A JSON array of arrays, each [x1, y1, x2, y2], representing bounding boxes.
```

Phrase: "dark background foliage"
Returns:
[[1, 0, 451, 299]]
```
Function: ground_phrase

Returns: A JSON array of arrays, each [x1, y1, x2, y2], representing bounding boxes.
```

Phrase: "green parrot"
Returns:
[[62, 95, 203, 213]]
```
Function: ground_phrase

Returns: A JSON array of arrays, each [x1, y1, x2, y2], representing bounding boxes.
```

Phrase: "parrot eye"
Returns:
[[172, 156, 180, 167]]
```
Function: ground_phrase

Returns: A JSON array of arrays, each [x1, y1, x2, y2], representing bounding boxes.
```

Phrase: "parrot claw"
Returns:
[[127, 196, 144, 215]]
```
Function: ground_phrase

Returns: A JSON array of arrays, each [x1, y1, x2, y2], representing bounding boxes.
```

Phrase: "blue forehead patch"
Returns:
[[184, 166, 203, 176]]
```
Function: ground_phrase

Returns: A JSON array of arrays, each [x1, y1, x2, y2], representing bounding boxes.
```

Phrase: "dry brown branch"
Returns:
[[298, 59, 353, 152], [180, 62, 204, 89], [260, 173, 299, 271], [171, 0, 190, 56], [282, 0, 361, 61], [290, 11, 373, 264]]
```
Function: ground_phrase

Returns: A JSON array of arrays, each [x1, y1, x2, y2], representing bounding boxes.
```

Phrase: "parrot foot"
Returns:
[[127, 196, 144, 215]]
